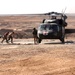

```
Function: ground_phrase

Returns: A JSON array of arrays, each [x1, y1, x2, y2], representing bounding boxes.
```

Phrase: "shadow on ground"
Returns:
[[44, 41, 74, 44], [65, 29, 75, 34]]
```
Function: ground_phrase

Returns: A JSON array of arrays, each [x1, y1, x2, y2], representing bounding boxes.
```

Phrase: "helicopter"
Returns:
[[37, 11, 68, 43]]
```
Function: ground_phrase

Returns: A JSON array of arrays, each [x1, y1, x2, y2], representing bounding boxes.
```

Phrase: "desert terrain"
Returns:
[[0, 14, 75, 75]]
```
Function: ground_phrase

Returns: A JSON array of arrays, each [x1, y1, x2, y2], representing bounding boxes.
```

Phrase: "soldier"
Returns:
[[1, 32, 9, 43], [8, 32, 14, 43], [32, 28, 38, 44]]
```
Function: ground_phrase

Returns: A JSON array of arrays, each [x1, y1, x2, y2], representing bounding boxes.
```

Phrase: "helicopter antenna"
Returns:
[[62, 7, 67, 15], [62, 9, 64, 13], [63, 7, 67, 14]]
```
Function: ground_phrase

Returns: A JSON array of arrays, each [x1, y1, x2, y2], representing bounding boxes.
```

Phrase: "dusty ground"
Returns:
[[0, 38, 75, 75], [0, 14, 75, 75]]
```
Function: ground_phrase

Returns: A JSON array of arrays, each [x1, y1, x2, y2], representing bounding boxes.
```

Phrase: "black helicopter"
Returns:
[[37, 11, 68, 43]]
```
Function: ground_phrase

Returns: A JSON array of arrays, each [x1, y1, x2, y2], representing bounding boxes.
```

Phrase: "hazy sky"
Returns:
[[0, 0, 75, 14]]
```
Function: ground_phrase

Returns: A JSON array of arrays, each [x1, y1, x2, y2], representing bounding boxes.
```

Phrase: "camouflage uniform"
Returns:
[[1, 32, 9, 43], [32, 28, 38, 44], [8, 32, 14, 43]]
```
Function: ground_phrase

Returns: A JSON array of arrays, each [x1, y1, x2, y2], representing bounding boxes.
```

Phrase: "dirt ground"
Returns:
[[0, 14, 75, 75], [0, 38, 75, 75]]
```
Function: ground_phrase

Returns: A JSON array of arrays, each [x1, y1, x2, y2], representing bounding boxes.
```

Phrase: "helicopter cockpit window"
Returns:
[[39, 24, 59, 31]]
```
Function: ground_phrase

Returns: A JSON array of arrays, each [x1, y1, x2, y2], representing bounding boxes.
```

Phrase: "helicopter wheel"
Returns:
[[60, 38, 65, 44], [37, 38, 42, 43]]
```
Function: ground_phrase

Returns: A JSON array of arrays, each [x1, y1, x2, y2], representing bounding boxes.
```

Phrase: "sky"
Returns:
[[0, 0, 75, 14]]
